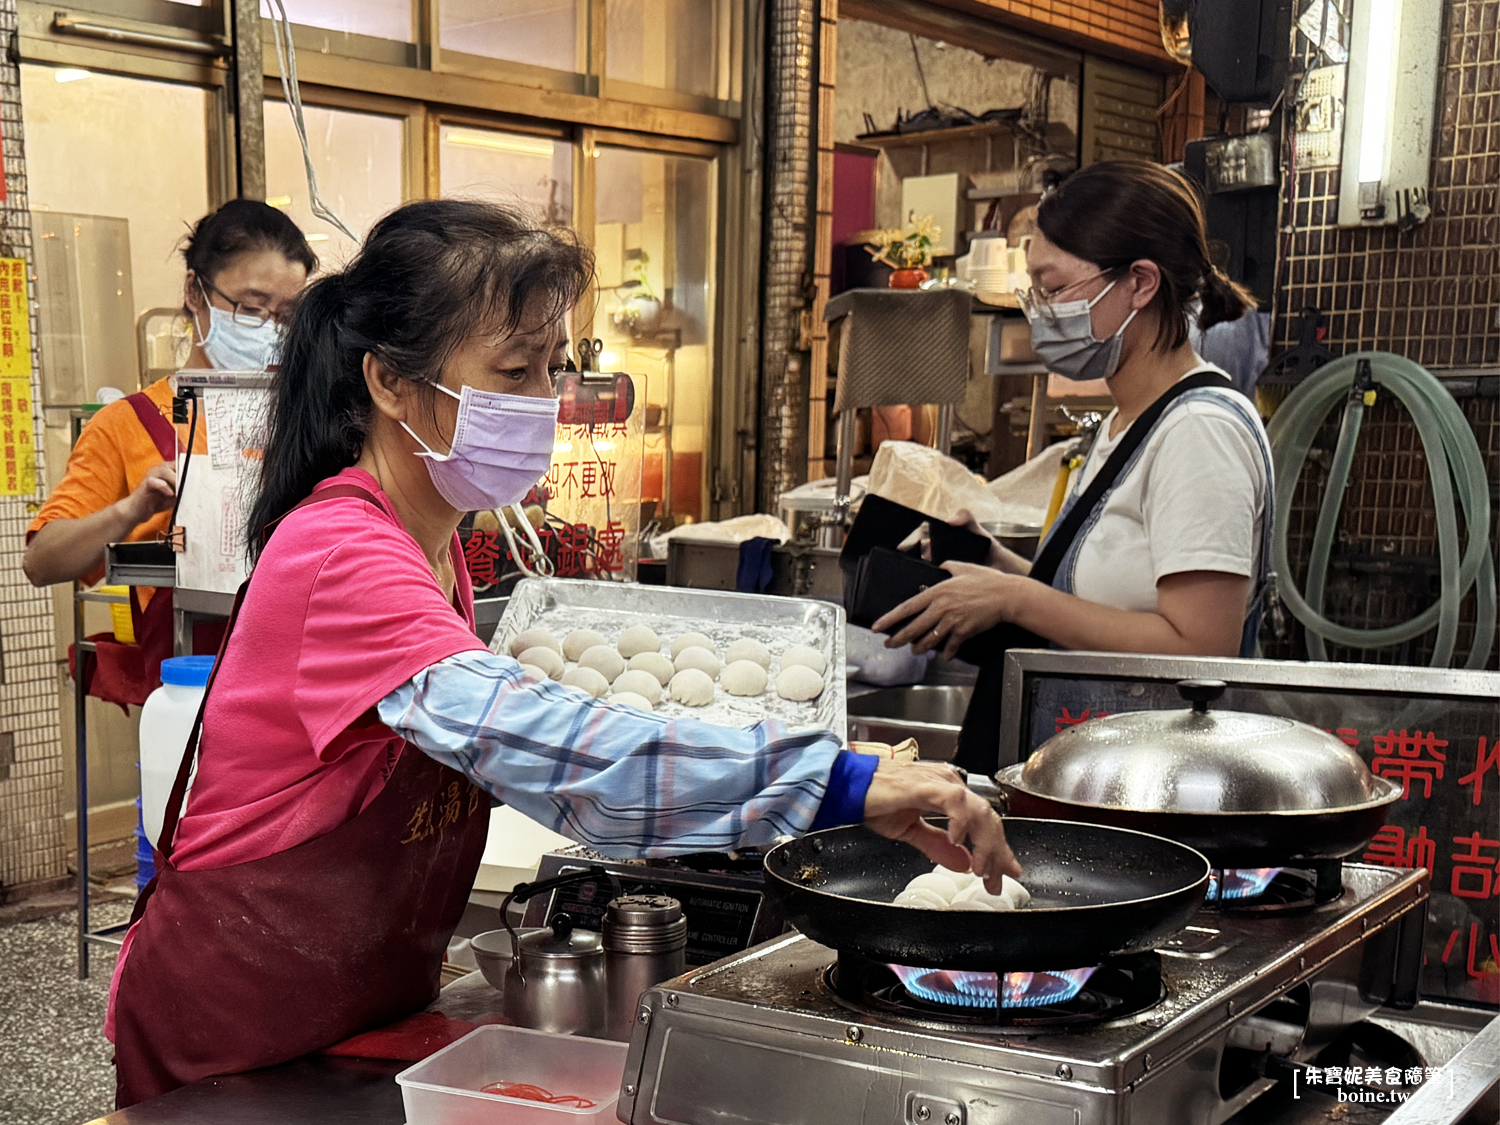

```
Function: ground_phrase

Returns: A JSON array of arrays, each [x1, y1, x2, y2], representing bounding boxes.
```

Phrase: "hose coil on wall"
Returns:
[[1266, 352, 1496, 669]]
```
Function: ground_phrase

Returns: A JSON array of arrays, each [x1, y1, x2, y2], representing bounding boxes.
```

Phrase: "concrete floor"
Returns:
[[0, 901, 130, 1125]]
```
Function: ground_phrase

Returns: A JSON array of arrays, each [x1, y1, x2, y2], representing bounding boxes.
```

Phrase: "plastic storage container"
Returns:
[[396, 1025, 627, 1125], [139, 655, 215, 845]]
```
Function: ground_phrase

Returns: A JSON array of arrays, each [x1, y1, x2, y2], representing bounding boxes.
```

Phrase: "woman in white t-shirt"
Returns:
[[874, 162, 1272, 764]]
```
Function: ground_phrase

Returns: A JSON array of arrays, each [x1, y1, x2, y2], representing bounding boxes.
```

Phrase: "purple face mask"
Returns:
[[402, 384, 559, 512]]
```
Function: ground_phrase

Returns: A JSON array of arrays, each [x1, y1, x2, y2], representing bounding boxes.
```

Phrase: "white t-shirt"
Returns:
[[1064, 364, 1271, 616]]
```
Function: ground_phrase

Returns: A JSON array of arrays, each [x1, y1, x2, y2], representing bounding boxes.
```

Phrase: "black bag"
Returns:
[[953, 371, 1234, 774]]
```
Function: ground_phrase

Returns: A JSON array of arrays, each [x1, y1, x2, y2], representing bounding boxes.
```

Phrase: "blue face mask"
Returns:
[[195, 285, 281, 371]]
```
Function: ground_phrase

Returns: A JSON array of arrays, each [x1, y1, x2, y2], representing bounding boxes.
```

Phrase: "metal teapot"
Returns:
[[497, 867, 614, 1037]]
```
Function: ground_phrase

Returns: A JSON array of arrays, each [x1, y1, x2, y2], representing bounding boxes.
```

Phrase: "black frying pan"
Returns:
[[994, 766, 1400, 869], [763, 818, 1209, 972]]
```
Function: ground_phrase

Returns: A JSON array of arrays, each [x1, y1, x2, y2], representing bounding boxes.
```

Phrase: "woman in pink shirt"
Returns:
[[108, 200, 1017, 1107]]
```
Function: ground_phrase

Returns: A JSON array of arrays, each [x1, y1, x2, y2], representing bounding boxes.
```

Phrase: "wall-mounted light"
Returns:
[[53, 68, 92, 83], [1338, 0, 1442, 227]]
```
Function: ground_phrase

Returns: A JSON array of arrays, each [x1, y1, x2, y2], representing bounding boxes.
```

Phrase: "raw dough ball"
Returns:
[[617, 624, 662, 659], [609, 691, 654, 712], [674, 646, 721, 680], [562, 629, 608, 662], [668, 668, 716, 707], [559, 665, 609, 698], [627, 651, 676, 685], [725, 638, 772, 669], [611, 669, 663, 706], [780, 644, 828, 676], [519, 663, 549, 681], [775, 664, 825, 702], [721, 659, 769, 697], [518, 646, 564, 679], [508, 628, 561, 659], [670, 631, 716, 659], [579, 644, 627, 682]]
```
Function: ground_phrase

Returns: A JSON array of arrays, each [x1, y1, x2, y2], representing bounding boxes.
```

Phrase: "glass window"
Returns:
[[440, 0, 583, 73], [439, 126, 574, 225], [260, 0, 414, 42], [21, 65, 209, 327], [592, 146, 715, 523], [264, 102, 406, 269], [605, 0, 730, 99]]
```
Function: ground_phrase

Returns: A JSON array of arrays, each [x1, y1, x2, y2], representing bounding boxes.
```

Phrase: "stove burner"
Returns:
[[831, 951, 1163, 1030], [1206, 867, 1284, 901], [888, 965, 1099, 1008]]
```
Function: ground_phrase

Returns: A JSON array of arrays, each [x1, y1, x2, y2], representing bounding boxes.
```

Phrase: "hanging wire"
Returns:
[[264, 0, 360, 244]]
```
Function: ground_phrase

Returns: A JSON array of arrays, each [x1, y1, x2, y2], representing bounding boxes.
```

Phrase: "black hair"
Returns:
[[182, 199, 318, 281], [246, 199, 593, 558], [1036, 160, 1253, 351]]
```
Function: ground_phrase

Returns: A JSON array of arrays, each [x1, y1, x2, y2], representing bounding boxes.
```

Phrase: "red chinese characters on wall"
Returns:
[[1370, 729, 1448, 799]]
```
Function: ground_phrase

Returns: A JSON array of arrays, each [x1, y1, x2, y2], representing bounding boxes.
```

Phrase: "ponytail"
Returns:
[[245, 200, 593, 560], [247, 275, 363, 558], [1196, 265, 1255, 333]]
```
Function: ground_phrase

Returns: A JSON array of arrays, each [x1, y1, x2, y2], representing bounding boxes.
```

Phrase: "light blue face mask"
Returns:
[[195, 284, 281, 371], [1026, 278, 1139, 382]]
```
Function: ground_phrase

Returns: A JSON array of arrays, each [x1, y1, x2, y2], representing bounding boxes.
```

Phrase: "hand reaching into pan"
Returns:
[[861, 760, 1021, 892]]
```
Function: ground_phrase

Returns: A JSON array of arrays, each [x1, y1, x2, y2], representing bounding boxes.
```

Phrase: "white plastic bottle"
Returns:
[[138, 655, 215, 847]]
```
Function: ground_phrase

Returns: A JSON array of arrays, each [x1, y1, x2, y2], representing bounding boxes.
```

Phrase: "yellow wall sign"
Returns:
[[0, 258, 36, 495], [0, 257, 31, 379], [0, 377, 37, 495]]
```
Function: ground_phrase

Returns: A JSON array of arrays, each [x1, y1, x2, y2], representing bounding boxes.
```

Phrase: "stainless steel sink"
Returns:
[[846, 685, 972, 761]]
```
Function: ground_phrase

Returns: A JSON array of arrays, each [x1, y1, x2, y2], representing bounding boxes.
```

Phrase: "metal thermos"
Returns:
[[603, 894, 687, 1042]]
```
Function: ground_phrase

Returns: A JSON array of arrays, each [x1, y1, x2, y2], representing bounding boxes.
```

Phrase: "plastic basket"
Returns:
[[97, 586, 135, 644], [395, 1025, 628, 1125]]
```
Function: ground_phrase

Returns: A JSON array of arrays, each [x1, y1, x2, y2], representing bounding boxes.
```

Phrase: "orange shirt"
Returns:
[[28, 377, 210, 586]]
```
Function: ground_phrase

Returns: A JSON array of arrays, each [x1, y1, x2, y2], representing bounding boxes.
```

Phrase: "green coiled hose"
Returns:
[[1266, 352, 1496, 669]]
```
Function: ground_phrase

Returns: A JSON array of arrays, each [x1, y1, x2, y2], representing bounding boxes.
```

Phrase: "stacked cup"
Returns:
[[969, 235, 1010, 299]]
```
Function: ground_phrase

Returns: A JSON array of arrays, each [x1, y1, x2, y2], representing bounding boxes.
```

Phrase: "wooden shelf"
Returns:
[[853, 119, 1020, 150]]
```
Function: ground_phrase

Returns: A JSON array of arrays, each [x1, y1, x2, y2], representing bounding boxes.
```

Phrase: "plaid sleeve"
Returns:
[[377, 650, 844, 857]]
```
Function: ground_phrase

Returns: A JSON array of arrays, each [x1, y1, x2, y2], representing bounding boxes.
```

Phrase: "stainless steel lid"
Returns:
[[1014, 679, 1393, 814], [519, 916, 605, 961], [605, 894, 683, 927]]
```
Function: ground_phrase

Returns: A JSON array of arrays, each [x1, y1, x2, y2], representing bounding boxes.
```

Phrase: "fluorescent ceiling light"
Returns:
[[54, 68, 92, 83], [1357, 0, 1398, 183], [264, 195, 293, 208], [304, 233, 330, 242], [445, 129, 554, 158]]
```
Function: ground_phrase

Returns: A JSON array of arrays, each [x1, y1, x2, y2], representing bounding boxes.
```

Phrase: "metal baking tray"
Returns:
[[491, 578, 846, 739]]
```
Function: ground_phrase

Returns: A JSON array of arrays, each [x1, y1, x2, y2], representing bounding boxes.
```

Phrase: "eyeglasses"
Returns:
[[1014, 269, 1115, 326], [200, 278, 277, 327]]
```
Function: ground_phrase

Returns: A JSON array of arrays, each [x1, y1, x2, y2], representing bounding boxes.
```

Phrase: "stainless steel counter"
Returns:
[[94, 973, 507, 1124]]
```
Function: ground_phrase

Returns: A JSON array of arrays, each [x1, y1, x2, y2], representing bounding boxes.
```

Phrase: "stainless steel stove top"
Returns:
[[618, 864, 1430, 1125]]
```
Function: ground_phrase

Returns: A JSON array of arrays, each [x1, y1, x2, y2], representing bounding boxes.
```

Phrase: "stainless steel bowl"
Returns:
[[848, 684, 971, 761], [1011, 679, 1398, 815], [470, 927, 545, 992]]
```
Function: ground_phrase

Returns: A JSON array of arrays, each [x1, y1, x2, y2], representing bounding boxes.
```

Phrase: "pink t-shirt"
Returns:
[[170, 467, 487, 868]]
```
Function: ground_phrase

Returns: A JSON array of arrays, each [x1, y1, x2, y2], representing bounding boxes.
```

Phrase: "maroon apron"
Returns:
[[112, 484, 491, 1107]]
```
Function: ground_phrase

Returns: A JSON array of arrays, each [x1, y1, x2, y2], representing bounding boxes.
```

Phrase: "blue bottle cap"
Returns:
[[160, 655, 215, 688]]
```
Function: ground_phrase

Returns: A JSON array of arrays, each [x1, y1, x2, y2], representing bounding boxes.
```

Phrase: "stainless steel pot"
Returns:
[[995, 679, 1402, 866]]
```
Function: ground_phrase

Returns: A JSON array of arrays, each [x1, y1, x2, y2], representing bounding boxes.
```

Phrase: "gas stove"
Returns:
[[618, 864, 1429, 1125]]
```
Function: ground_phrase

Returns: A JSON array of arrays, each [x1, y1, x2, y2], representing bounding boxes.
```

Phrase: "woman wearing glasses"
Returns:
[[23, 201, 315, 687], [874, 161, 1273, 769]]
